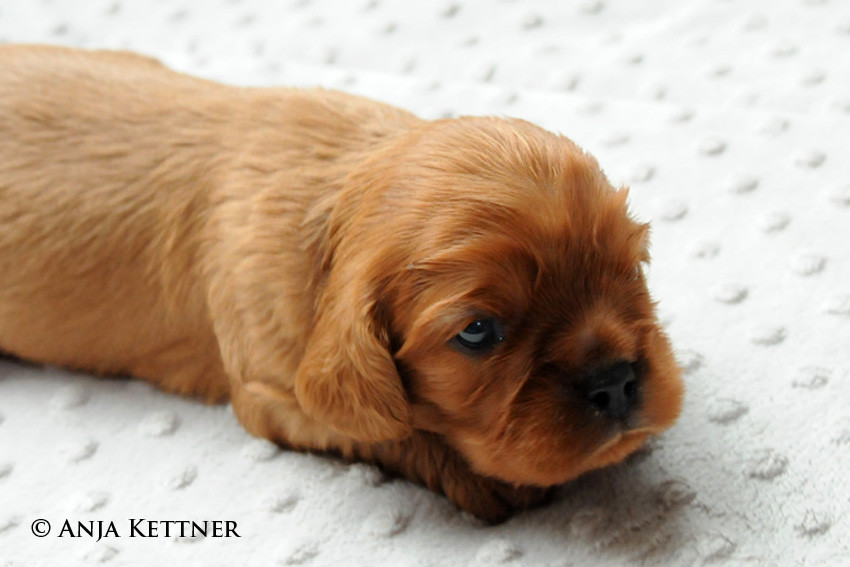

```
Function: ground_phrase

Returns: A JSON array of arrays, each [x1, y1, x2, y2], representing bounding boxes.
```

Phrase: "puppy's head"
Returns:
[[296, 117, 683, 486]]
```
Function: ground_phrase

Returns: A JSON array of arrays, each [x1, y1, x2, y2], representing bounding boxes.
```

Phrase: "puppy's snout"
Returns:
[[584, 361, 639, 420]]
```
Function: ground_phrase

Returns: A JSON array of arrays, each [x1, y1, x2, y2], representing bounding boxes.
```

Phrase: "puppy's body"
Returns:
[[0, 46, 682, 522]]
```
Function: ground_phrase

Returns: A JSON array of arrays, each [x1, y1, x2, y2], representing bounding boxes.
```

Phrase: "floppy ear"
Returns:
[[294, 270, 412, 442]]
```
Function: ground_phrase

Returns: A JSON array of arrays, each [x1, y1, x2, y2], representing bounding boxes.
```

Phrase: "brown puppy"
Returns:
[[0, 45, 683, 523]]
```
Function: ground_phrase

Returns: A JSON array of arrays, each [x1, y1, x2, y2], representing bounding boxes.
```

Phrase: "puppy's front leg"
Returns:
[[354, 433, 552, 524], [230, 381, 546, 522]]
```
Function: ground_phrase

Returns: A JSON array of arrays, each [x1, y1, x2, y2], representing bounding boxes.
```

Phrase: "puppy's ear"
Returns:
[[294, 271, 412, 442]]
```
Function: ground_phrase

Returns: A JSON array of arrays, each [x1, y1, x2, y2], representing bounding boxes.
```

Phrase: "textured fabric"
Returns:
[[1, 1, 848, 565]]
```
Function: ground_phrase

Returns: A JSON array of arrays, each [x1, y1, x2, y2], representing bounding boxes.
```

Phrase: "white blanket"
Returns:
[[1, 1, 848, 565]]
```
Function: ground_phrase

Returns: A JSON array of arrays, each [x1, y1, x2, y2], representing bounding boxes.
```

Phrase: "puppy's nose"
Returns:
[[584, 361, 639, 420]]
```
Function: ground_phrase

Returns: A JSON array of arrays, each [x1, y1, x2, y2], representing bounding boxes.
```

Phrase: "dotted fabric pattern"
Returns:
[[1, 1, 849, 565]]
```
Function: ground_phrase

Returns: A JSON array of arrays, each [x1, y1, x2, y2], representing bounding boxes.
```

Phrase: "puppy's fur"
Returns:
[[0, 45, 683, 522]]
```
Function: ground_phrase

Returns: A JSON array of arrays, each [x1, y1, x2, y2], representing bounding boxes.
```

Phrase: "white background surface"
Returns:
[[1, 1, 849, 565]]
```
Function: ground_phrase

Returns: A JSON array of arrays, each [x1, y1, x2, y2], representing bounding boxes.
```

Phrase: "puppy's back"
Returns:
[[0, 43, 197, 93]]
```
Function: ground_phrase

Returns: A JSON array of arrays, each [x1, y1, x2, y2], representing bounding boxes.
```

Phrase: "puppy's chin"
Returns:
[[453, 430, 654, 488], [587, 430, 652, 469], [424, 397, 670, 488]]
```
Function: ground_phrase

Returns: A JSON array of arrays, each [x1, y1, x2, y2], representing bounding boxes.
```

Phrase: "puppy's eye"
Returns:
[[455, 318, 504, 352]]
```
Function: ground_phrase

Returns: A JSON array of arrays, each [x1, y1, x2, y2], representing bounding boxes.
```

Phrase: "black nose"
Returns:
[[584, 361, 640, 420]]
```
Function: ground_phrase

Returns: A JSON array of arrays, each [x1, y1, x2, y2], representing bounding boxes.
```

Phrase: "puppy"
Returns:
[[0, 45, 683, 523]]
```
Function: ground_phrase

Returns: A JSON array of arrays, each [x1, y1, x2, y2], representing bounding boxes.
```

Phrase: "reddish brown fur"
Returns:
[[0, 45, 683, 523]]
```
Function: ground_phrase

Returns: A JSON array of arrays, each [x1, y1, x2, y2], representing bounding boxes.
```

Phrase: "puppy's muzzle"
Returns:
[[583, 360, 640, 421]]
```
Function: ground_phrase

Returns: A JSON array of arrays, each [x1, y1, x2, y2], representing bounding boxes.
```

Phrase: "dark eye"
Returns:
[[455, 318, 504, 352]]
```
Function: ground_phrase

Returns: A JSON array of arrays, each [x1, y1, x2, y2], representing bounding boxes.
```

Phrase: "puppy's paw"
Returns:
[[353, 432, 551, 524], [445, 474, 552, 524]]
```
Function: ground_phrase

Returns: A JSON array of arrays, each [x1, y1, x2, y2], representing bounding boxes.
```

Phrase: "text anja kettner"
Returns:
[[56, 519, 240, 540]]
